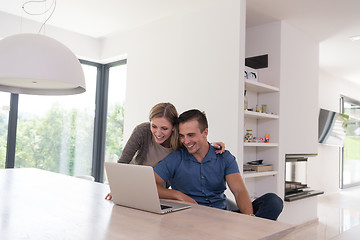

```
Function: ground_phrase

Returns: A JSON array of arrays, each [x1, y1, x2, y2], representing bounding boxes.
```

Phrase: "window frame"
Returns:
[[340, 95, 360, 189], [4, 59, 127, 183]]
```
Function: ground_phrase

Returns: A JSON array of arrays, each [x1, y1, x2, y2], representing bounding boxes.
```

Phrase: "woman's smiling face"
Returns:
[[150, 117, 174, 147]]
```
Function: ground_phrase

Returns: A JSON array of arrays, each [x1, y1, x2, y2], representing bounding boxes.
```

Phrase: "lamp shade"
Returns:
[[0, 33, 86, 95]]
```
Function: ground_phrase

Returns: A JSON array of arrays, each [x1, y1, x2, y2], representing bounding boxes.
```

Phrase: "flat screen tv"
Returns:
[[318, 108, 349, 147]]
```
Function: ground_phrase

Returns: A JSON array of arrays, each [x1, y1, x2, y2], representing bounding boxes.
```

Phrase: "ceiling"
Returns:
[[1, 0, 360, 85], [0, 0, 214, 38], [246, 0, 360, 85]]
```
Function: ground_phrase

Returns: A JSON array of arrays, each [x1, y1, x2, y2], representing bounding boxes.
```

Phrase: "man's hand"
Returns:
[[226, 173, 253, 215], [174, 190, 198, 204], [154, 171, 198, 204]]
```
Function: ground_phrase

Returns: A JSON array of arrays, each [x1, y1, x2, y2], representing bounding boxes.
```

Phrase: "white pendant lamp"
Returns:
[[0, 33, 86, 95]]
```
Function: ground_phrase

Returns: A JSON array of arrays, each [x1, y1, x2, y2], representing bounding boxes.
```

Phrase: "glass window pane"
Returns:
[[343, 101, 360, 186], [104, 64, 127, 182], [0, 92, 10, 168], [15, 64, 97, 176]]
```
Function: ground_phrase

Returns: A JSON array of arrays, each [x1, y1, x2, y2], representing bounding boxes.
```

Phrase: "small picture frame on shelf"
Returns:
[[244, 66, 258, 82]]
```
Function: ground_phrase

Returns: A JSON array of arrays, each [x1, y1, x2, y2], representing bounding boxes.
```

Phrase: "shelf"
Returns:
[[243, 171, 278, 179], [243, 142, 279, 147], [245, 79, 279, 93], [242, 61, 279, 197], [244, 111, 278, 119]]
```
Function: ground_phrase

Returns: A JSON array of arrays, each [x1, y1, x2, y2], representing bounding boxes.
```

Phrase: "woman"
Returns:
[[105, 102, 224, 200]]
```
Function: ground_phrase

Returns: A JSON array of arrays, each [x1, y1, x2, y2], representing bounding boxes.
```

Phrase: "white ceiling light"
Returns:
[[0, 0, 86, 95], [0, 33, 86, 95]]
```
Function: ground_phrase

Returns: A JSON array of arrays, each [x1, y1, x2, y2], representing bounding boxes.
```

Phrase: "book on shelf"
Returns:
[[243, 164, 273, 172]]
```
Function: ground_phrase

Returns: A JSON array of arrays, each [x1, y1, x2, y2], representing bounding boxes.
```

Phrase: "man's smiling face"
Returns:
[[179, 119, 208, 156]]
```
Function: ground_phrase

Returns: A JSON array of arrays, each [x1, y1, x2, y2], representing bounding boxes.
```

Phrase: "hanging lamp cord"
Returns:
[[22, 0, 57, 33]]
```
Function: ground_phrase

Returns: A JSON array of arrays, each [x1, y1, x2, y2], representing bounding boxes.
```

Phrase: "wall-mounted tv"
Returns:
[[318, 108, 349, 147]]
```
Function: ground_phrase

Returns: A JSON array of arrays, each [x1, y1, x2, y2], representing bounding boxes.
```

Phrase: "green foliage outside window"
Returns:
[[0, 111, 7, 168], [12, 101, 122, 176], [344, 137, 360, 161], [14, 104, 87, 174], [105, 103, 125, 162], [344, 113, 360, 161], [0, 102, 125, 173]]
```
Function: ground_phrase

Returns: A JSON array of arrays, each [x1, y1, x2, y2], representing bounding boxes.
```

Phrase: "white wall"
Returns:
[[102, 0, 245, 157], [279, 21, 319, 156], [278, 22, 320, 225], [0, 1, 246, 161], [308, 70, 360, 194], [246, 22, 281, 87]]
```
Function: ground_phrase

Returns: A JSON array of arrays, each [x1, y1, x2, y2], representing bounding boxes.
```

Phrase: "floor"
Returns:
[[280, 186, 360, 240]]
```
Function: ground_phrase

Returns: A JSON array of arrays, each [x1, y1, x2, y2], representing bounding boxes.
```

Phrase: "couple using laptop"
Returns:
[[106, 103, 283, 220], [105, 102, 225, 200]]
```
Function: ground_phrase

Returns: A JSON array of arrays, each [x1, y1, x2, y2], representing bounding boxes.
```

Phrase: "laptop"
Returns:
[[105, 162, 191, 214]]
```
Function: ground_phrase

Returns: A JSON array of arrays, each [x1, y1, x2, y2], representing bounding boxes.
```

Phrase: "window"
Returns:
[[3, 60, 127, 182], [0, 92, 10, 168], [104, 61, 127, 182], [14, 64, 97, 176], [341, 96, 360, 188]]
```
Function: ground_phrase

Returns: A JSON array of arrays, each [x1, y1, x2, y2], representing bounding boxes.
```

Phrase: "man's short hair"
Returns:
[[178, 109, 208, 132]]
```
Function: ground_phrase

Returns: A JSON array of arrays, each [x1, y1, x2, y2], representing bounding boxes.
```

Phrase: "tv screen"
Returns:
[[318, 108, 349, 147]]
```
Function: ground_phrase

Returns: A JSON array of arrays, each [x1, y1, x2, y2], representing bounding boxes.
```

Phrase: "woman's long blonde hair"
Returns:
[[149, 103, 180, 150]]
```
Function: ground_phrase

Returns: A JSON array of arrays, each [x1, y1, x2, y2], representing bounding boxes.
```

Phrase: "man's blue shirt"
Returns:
[[154, 143, 239, 209]]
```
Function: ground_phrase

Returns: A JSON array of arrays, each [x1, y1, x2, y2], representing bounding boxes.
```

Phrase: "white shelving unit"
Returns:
[[243, 171, 278, 179], [244, 142, 278, 147], [242, 68, 280, 198], [245, 79, 279, 93], [244, 110, 278, 119]]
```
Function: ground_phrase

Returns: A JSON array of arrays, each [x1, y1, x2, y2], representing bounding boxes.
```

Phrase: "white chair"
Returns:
[[226, 198, 239, 211], [75, 175, 95, 182]]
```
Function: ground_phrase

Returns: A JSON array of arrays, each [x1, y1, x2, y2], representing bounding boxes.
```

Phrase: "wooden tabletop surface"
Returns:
[[0, 168, 294, 240]]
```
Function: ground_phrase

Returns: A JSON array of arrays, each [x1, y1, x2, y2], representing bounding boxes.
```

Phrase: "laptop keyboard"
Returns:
[[161, 205, 172, 210]]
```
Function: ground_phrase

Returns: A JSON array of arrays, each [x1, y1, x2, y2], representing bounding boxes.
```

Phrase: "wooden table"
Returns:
[[0, 168, 294, 240]]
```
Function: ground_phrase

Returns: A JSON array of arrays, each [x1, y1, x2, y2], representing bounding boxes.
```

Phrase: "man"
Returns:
[[154, 109, 283, 220]]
